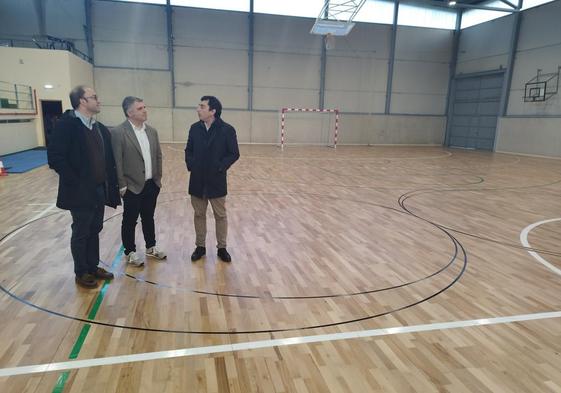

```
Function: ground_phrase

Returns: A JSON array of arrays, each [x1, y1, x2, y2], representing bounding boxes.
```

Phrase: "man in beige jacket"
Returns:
[[111, 96, 166, 266]]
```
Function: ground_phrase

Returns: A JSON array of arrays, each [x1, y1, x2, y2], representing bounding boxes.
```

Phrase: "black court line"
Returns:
[[397, 179, 561, 257], [100, 193, 461, 299], [0, 194, 465, 334]]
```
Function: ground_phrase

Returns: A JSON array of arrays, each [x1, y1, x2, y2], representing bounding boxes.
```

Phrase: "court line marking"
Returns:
[[1, 310, 561, 377], [520, 218, 561, 276], [2, 203, 56, 244], [51, 247, 124, 393]]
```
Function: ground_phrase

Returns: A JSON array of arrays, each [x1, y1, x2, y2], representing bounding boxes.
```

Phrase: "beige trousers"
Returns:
[[190, 195, 227, 249]]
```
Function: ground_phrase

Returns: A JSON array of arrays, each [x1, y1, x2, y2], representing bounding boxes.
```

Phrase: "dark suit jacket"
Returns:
[[47, 110, 120, 210], [111, 120, 163, 195], [185, 118, 240, 199]]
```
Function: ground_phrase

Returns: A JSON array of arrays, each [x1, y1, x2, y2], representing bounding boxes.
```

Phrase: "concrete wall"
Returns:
[[325, 23, 389, 113], [457, 15, 513, 75], [174, 7, 248, 109], [253, 14, 321, 111], [506, 0, 561, 116], [169, 109, 445, 146], [92, 1, 168, 69], [455, 1, 561, 157], [496, 117, 561, 157], [393, 26, 453, 114], [2, 0, 456, 147]]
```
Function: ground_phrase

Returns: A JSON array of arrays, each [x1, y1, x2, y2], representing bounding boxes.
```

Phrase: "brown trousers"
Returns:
[[190, 195, 227, 249]]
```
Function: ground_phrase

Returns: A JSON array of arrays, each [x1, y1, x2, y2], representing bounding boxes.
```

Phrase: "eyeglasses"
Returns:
[[83, 95, 98, 101]]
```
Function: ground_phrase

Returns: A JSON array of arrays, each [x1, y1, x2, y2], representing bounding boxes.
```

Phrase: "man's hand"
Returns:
[[120, 187, 127, 197]]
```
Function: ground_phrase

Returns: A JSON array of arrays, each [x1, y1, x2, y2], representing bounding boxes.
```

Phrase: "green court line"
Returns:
[[52, 246, 124, 393]]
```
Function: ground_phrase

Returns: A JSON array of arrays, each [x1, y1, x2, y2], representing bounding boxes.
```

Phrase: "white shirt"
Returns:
[[129, 120, 152, 181], [204, 119, 214, 131]]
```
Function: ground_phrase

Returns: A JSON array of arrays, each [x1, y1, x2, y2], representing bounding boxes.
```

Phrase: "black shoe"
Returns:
[[75, 273, 98, 288], [191, 246, 206, 261], [94, 267, 114, 280], [217, 248, 231, 262]]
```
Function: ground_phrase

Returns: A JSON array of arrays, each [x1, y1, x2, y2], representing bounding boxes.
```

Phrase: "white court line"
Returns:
[[520, 218, 561, 276], [1, 310, 561, 377], [1, 203, 56, 244]]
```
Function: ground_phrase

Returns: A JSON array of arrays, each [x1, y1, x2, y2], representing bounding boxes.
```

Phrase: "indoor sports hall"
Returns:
[[1, 0, 561, 392]]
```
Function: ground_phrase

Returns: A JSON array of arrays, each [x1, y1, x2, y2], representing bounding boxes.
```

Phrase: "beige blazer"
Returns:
[[111, 120, 162, 195]]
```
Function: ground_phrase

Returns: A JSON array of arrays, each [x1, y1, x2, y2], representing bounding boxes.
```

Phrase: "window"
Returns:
[[521, 0, 556, 10], [398, 3, 457, 30], [112, 0, 167, 5], [461, 1, 512, 29], [354, 0, 395, 25], [254, 0, 324, 18], [171, 0, 249, 12]]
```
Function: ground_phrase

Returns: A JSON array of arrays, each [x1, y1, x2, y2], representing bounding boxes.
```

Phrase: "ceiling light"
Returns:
[[44, 84, 54, 89], [449, 0, 457, 5]]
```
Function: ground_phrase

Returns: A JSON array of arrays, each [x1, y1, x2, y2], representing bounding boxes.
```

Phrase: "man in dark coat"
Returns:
[[185, 96, 240, 262], [47, 85, 120, 288]]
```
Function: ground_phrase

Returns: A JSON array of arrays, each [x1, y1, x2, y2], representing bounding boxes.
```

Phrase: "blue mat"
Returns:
[[0, 149, 48, 173]]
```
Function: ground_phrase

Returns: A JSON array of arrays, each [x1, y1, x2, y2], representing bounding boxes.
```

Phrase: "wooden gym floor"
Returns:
[[1, 144, 561, 392]]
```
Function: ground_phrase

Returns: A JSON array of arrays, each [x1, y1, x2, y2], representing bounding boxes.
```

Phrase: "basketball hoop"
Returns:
[[325, 33, 336, 51]]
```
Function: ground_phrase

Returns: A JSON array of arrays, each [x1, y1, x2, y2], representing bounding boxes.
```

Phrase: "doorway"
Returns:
[[446, 71, 504, 151], [41, 100, 63, 147]]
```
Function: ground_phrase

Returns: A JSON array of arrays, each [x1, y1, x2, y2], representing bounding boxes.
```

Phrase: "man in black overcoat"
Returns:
[[185, 96, 240, 263], [48, 85, 120, 288]]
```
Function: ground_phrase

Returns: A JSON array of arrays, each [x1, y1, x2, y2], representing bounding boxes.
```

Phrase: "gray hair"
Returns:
[[122, 96, 143, 117]]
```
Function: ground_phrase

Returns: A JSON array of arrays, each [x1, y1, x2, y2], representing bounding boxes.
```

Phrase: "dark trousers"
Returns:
[[70, 185, 105, 276], [122, 179, 160, 255]]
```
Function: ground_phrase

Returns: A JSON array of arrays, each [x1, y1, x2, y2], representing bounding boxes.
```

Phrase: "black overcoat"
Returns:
[[47, 110, 121, 210], [185, 118, 240, 199]]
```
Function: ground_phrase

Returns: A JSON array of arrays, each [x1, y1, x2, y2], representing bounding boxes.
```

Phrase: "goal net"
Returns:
[[279, 108, 339, 150]]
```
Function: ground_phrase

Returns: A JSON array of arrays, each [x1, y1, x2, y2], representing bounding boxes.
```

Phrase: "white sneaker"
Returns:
[[146, 246, 167, 260], [126, 251, 144, 266]]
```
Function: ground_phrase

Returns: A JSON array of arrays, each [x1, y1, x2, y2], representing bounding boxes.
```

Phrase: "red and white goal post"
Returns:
[[279, 107, 340, 150]]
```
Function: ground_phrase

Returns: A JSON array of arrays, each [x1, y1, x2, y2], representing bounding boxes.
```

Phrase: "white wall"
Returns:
[[0, 47, 93, 153], [69, 53, 95, 91], [0, 120, 38, 156], [0, 47, 73, 108]]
